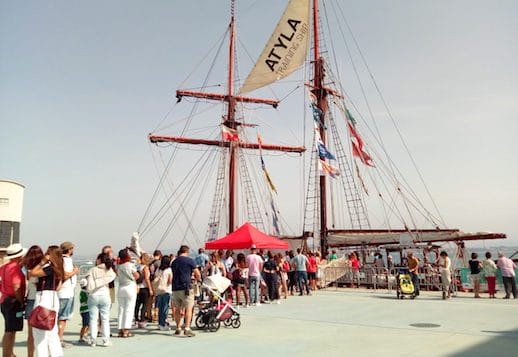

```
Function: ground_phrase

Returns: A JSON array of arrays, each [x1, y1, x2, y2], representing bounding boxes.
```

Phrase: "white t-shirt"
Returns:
[[157, 267, 173, 295], [58, 255, 76, 299], [439, 256, 451, 272], [117, 262, 137, 287]]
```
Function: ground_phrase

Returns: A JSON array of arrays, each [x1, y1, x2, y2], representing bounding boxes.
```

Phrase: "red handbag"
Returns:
[[29, 305, 56, 330], [29, 276, 57, 330]]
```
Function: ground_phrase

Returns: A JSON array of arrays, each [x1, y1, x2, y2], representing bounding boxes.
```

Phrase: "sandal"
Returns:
[[122, 332, 134, 338]]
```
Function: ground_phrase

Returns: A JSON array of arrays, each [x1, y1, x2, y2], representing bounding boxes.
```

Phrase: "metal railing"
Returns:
[[320, 265, 459, 294]]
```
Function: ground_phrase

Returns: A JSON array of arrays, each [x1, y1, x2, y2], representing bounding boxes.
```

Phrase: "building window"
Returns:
[[0, 198, 8, 206]]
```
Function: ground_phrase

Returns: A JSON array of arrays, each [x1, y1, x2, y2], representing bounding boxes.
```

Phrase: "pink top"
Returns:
[[246, 254, 264, 277], [497, 257, 516, 277]]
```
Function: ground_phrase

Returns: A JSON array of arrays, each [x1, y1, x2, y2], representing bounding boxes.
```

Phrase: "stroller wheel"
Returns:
[[195, 315, 205, 329], [208, 319, 220, 332], [223, 318, 233, 327], [231, 318, 241, 329]]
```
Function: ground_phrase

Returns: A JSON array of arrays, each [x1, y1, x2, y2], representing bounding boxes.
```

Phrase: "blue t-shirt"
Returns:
[[292, 254, 308, 272], [171, 256, 196, 291], [194, 253, 209, 267]]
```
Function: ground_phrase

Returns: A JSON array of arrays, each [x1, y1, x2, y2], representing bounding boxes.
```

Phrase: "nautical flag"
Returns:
[[347, 121, 374, 167], [221, 124, 239, 141], [257, 134, 278, 194], [346, 108, 357, 126], [319, 159, 340, 178], [270, 198, 280, 236], [317, 141, 336, 160], [314, 125, 336, 160], [311, 104, 325, 128]]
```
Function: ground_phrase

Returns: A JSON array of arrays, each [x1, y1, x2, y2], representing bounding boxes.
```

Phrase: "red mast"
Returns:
[[311, 0, 329, 258], [149, 0, 305, 235], [227, 3, 237, 232]]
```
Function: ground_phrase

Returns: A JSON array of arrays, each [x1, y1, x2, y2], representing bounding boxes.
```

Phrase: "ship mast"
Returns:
[[149, 0, 305, 235], [311, 0, 329, 258], [227, 2, 237, 232]]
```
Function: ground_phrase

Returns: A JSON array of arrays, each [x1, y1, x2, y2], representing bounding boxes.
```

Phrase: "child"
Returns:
[[79, 278, 90, 343]]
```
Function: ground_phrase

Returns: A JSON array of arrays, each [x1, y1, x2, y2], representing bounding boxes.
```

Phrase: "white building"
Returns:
[[0, 179, 25, 254]]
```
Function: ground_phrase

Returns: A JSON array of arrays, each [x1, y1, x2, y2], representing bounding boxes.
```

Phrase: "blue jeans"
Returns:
[[410, 272, 420, 295], [88, 294, 111, 342], [248, 276, 260, 304], [155, 293, 171, 327], [297, 271, 310, 295]]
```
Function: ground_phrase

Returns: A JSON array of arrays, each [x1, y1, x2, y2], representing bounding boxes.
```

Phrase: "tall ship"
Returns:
[[138, 0, 506, 258]]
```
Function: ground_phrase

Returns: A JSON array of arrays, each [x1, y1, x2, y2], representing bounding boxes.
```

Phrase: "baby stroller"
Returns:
[[195, 275, 241, 332], [396, 272, 416, 299]]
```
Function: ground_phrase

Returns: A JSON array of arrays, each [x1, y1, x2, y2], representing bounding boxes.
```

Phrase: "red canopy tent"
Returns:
[[205, 222, 289, 250]]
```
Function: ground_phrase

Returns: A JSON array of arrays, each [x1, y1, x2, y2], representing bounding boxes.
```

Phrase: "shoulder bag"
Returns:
[[29, 276, 57, 331]]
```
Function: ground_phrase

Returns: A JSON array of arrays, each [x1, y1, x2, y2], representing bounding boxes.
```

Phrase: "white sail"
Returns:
[[239, 0, 310, 94]]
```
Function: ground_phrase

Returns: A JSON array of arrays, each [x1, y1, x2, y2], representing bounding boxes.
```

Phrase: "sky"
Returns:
[[1, 0, 517, 257]]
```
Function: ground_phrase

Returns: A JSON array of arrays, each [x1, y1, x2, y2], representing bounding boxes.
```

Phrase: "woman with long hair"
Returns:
[[469, 252, 482, 298], [276, 253, 289, 300], [232, 253, 249, 306], [135, 253, 154, 325], [23, 245, 44, 357], [30, 245, 64, 357], [154, 256, 172, 330], [87, 252, 116, 346], [204, 253, 226, 277], [117, 248, 139, 338]]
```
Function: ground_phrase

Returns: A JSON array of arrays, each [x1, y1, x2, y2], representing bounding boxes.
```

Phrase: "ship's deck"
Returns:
[[3, 288, 517, 356]]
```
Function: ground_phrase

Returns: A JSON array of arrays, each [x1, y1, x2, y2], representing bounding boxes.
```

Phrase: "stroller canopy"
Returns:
[[203, 275, 232, 293], [205, 222, 289, 250]]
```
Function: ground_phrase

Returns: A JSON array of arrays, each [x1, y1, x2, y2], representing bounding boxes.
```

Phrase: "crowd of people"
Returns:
[[0, 241, 327, 357], [405, 249, 517, 300], [1, 240, 516, 357]]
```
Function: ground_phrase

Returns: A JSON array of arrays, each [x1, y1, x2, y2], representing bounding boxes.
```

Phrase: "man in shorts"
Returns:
[[0, 243, 27, 357], [58, 241, 79, 348], [171, 245, 200, 337]]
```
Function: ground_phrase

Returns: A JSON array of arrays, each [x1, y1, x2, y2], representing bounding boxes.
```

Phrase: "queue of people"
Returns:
[[2, 240, 516, 357]]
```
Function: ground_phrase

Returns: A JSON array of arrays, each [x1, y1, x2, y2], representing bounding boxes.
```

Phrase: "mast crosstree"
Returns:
[[149, 1, 304, 235]]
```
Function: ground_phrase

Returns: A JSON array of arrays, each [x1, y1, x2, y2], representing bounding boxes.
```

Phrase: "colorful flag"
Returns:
[[221, 124, 239, 141], [257, 134, 278, 194], [314, 125, 336, 160], [319, 159, 340, 178], [347, 121, 374, 167], [317, 141, 336, 160], [270, 198, 280, 236]]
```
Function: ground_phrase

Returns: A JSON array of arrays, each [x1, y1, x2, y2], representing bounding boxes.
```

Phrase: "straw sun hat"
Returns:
[[5, 243, 28, 260]]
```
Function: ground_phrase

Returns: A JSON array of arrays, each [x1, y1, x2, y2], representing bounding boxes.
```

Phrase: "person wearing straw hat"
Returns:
[[0, 243, 28, 357]]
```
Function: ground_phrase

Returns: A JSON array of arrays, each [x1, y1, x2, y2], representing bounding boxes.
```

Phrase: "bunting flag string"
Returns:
[[257, 134, 278, 194]]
